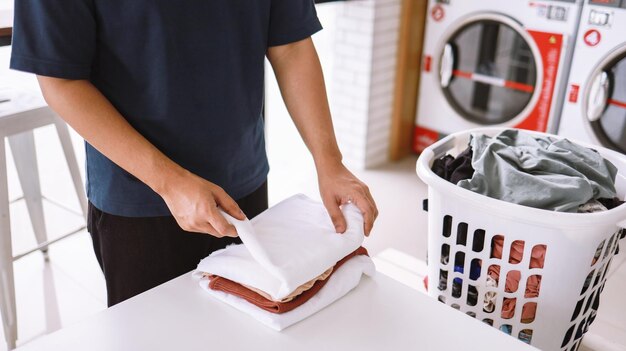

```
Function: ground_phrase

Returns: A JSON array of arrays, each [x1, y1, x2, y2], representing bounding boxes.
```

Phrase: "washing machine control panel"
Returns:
[[548, 5, 569, 20], [589, 9, 613, 25]]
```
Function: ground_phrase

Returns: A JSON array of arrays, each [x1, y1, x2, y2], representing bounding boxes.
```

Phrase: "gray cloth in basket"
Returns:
[[457, 129, 618, 212]]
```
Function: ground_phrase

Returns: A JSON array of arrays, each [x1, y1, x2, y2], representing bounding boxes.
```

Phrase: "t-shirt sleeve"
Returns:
[[268, 0, 323, 47], [9, 0, 97, 80]]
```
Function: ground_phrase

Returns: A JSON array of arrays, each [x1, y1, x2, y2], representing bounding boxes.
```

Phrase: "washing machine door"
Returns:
[[439, 14, 540, 125], [586, 48, 626, 154]]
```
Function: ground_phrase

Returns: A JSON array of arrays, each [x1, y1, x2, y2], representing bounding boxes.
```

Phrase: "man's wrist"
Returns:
[[314, 152, 345, 177], [148, 159, 189, 196]]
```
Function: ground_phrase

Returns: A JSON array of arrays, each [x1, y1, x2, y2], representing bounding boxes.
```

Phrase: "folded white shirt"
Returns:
[[196, 194, 365, 300], [197, 255, 376, 331]]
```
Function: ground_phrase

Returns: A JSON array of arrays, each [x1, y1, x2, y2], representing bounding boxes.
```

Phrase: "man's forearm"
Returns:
[[37, 77, 185, 195], [267, 38, 343, 174]]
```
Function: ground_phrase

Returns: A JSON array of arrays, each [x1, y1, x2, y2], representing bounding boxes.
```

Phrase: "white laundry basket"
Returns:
[[416, 128, 626, 351]]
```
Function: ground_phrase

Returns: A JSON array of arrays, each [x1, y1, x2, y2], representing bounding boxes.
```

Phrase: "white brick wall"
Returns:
[[330, 0, 401, 169]]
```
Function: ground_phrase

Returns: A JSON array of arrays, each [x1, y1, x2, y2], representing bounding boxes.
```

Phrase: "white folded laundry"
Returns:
[[196, 194, 365, 300], [197, 255, 376, 331]]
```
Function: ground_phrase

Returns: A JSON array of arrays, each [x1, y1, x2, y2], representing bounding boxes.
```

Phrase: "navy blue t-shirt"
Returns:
[[10, 1, 322, 217]]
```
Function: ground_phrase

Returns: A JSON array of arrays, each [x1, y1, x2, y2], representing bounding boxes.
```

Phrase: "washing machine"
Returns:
[[413, 0, 583, 153], [558, 0, 626, 154]]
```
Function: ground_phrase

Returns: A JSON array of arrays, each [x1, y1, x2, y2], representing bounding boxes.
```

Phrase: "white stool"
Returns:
[[0, 87, 88, 349]]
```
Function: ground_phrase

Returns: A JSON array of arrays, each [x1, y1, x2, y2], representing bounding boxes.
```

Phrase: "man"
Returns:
[[10, 0, 378, 306]]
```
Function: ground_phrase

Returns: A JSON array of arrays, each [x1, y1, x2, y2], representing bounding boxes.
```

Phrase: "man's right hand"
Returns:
[[159, 171, 245, 238]]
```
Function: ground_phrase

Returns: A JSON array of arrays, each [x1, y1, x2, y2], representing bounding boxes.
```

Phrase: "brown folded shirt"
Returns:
[[202, 268, 333, 303], [208, 246, 369, 314]]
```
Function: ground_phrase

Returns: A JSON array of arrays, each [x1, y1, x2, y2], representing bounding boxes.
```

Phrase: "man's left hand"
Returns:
[[318, 164, 378, 236]]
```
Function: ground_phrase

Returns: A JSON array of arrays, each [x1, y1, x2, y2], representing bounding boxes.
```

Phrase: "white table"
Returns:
[[15, 272, 537, 351]]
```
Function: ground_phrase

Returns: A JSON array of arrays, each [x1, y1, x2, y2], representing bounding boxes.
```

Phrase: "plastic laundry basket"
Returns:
[[416, 128, 626, 351]]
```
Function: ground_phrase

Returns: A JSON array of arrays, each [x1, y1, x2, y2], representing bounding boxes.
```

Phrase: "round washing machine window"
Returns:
[[585, 49, 626, 154], [439, 16, 540, 125]]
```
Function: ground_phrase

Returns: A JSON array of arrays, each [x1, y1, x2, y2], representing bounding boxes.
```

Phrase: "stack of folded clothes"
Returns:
[[193, 194, 375, 331]]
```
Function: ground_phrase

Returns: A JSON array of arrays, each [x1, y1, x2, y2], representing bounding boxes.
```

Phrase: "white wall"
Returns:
[[331, 0, 402, 169]]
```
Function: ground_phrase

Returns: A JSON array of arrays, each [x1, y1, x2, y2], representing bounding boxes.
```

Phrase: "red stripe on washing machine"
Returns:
[[452, 69, 472, 79], [504, 81, 534, 93], [608, 99, 626, 109], [452, 70, 534, 93]]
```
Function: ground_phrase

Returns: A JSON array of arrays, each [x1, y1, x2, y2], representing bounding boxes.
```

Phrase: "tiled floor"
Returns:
[[2, 4, 626, 351]]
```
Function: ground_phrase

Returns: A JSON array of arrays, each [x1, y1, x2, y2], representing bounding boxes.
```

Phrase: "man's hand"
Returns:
[[318, 163, 378, 236], [159, 171, 245, 238]]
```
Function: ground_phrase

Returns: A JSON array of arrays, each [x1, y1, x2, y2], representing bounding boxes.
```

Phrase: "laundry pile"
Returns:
[[432, 129, 621, 213], [430, 129, 624, 324], [193, 194, 375, 331]]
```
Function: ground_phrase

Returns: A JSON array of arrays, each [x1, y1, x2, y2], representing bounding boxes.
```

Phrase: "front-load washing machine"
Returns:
[[558, 0, 626, 154], [413, 0, 583, 153]]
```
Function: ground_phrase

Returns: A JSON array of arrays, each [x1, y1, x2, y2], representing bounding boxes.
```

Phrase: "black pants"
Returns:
[[87, 182, 268, 307]]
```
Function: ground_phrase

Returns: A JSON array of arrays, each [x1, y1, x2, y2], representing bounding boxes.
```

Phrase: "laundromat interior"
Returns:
[[1, 1, 626, 350]]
